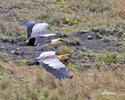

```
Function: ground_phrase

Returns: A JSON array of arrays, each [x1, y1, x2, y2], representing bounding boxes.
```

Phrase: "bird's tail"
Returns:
[[26, 61, 39, 66]]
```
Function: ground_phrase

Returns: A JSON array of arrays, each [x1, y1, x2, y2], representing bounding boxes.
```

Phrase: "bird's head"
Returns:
[[51, 38, 62, 44], [58, 54, 70, 60]]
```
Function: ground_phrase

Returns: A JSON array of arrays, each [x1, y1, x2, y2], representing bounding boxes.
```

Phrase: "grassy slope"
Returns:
[[1, 0, 125, 35], [0, 0, 125, 100]]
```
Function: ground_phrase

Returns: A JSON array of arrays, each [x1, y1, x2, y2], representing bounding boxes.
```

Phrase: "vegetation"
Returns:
[[0, 0, 125, 100], [1, 0, 125, 35]]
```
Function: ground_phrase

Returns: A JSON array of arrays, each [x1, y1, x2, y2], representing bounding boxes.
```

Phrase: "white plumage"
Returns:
[[36, 51, 56, 60], [40, 34, 56, 37], [36, 51, 65, 69], [35, 51, 71, 79], [40, 57, 65, 69], [31, 23, 49, 38], [22, 22, 57, 49], [20, 21, 72, 80]]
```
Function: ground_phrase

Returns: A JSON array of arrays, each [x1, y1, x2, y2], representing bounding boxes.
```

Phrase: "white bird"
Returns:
[[19, 21, 60, 49], [20, 20, 43, 38], [26, 51, 73, 80], [30, 23, 54, 38], [26, 23, 57, 49]]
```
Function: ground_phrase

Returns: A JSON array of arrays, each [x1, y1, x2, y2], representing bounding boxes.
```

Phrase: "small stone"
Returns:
[[11, 50, 16, 54], [16, 48, 20, 50], [88, 35, 92, 40]]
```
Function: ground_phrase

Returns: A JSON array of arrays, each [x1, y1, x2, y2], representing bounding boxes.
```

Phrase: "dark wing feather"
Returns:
[[26, 61, 39, 66], [27, 24, 36, 38], [19, 20, 43, 26], [34, 35, 56, 49], [26, 35, 52, 47], [34, 37, 50, 46]]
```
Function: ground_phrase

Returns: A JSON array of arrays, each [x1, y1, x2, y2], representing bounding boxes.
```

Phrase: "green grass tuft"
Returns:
[[36, 13, 59, 25], [95, 52, 118, 64], [20, 34, 27, 40], [56, 46, 74, 55]]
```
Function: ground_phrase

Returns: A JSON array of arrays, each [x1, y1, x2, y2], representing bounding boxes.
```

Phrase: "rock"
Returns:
[[11, 50, 16, 54], [88, 35, 92, 40]]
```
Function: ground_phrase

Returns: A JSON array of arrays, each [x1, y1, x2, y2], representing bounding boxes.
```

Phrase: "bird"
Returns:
[[18, 20, 43, 46], [19, 20, 61, 49], [26, 51, 73, 80], [20, 20, 43, 38], [19, 20, 73, 80], [26, 22, 57, 48]]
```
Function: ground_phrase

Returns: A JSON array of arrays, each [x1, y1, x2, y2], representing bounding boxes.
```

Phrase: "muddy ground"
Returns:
[[0, 25, 125, 64], [0, 38, 35, 60]]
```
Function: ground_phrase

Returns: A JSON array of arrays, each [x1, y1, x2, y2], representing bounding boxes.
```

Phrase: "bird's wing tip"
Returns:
[[59, 75, 73, 80], [19, 20, 29, 26], [69, 75, 73, 79], [26, 61, 39, 66], [19, 20, 43, 26]]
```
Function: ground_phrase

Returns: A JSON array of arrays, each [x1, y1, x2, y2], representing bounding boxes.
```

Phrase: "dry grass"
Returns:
[[1, 0, 125, 35], [111, 0, 125, 19], [0, 52, 125, 100], [55, 45, 74, 55], [0, 0, 125, 100]]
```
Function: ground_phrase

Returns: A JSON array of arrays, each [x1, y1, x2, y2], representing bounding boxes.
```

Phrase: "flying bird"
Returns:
[[26, 22, 57, 48], [20, 20, 43, 38], [19, 20, 72, 80], [19, 20, 61, 49], [26, 51, 73, 80]]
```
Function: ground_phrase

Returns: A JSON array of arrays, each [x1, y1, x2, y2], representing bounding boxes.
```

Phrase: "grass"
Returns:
[[36, 13, 59, 25], [95, 52, 118, 64], [90, 51, 125, 65], [0, 55, 125, 100], [0, 0, 125, 100], [56, 46, 74, 55], [1, 0, 125, 35], [19, 34, 27, 40], [102, 36, 111, 42]]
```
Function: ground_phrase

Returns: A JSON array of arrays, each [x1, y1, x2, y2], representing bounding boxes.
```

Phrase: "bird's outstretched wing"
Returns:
[[31, 23, 49, 38], [25, 34, 56, 49], [19, 21, 57, 48], [19, 20, 43, 38], [26, 23, 54, 47], [34, 34, 56, 49], [35, 51, 72, 80], [19, 20, 43, 26]]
